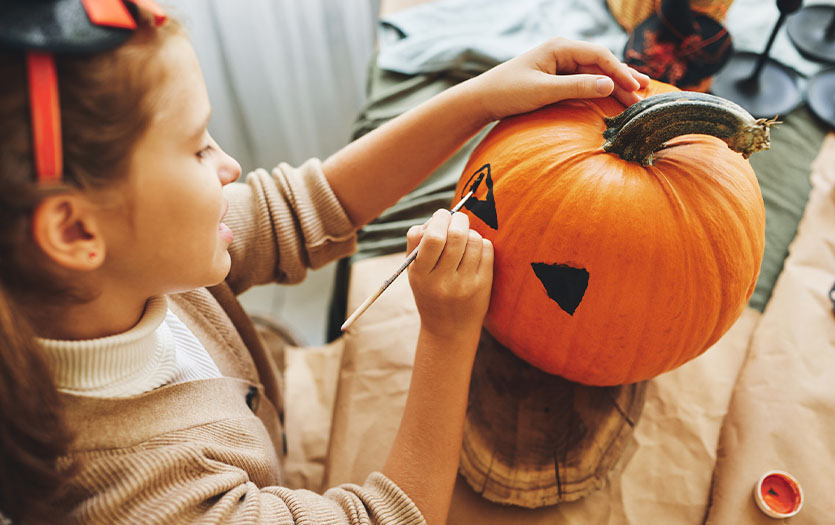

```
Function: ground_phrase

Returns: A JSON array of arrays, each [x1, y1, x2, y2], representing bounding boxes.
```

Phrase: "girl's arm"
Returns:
[[382, 209, 493, 523], [323, 38, 649, 228]]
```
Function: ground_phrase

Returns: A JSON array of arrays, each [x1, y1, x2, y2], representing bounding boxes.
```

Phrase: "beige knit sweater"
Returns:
[[51, 160, 425, 524]]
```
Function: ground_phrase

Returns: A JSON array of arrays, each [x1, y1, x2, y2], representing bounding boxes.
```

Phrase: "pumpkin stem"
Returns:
[[602, 92, 776, 166]]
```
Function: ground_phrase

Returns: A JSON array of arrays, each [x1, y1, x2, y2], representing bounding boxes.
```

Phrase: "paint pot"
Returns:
[[753, 470, 803, 519]]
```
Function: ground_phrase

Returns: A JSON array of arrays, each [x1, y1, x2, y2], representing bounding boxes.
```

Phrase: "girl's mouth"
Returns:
[[218, 200, 233, 242], [218, 221, 234, 243]]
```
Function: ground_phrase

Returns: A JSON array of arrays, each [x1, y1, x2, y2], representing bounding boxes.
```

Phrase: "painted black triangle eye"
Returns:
[[461, 163, 498, 230], [531, 263, 589, 316]]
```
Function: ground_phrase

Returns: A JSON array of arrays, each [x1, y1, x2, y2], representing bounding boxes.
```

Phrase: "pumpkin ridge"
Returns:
[[654, 160, 731, 374], [613, 195, 665, 385], [666, 183, 713, 375], [599, 160, 702, 381], [500, 154, 598, 375], [681, 147, 762, 319], [607, 167, 685, 383], [534, 155, 615, 376], [695, 164, 763, 350]]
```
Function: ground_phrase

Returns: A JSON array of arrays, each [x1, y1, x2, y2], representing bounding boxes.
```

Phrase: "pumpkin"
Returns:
[[453, 80, 770, 386]]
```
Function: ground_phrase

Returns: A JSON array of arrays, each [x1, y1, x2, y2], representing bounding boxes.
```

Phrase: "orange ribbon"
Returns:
[[80, 0, 166, 28], [28, 0, 167, 183], [27, 52, 62, 184]]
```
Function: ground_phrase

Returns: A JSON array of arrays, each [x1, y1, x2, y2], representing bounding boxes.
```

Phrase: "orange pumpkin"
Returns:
[[454, 80, 769, 386]]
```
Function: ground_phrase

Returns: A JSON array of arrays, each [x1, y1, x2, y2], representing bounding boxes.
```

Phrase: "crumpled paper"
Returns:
[[706, 134, 835, 524]]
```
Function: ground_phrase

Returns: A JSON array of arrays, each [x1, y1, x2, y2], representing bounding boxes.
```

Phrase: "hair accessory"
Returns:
[[82, 0, 167, 29], [0, 0, 166, 184], [26, 52, 63, 184]]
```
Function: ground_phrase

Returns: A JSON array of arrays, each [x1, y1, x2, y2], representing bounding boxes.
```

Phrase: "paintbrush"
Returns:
[[341, 171, 486, 332]]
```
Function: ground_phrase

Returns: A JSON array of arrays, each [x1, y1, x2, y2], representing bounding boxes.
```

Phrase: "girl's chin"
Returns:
[[206, 251, 232, 286]]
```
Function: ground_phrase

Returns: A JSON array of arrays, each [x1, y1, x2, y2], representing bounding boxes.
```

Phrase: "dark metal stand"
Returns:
[[711, 0, 803, 118], [807, 67, 835, 128], [787, 4, 835, 64]]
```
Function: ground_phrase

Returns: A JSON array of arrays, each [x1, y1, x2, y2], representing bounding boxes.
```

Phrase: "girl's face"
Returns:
[[99, 34, 241, 297]]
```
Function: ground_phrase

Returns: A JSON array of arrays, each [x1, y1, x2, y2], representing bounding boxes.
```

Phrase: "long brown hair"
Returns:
[[0, 8, 180, 522]]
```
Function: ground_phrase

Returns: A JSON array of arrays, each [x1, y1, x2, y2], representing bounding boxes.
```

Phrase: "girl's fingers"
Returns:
[[549, 74, 614, 100], [405, 218, 430, 252], [576, 63, 644, 105], [629, 67, 651, 87], [612, 83, 643, 106], [477, 237, 494, 280], [457, 229, 484, 274], [435, 212, 470, 273], [557, 41, 640, 91], [406, 224, 424, 253], [412, 209, 451, 274]]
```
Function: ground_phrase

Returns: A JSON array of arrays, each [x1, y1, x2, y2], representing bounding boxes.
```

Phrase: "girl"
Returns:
[[0, 3, 647, 524]]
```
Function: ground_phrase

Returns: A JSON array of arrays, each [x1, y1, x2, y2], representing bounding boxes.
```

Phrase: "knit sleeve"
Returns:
[[262, 473, 426, 524], [222, 158, 357, 294], [200, 472, 426, 524], [64, 438, 425, 524]]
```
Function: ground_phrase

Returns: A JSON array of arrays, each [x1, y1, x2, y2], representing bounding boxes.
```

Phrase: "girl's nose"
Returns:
[[218, 149, 241, 186]]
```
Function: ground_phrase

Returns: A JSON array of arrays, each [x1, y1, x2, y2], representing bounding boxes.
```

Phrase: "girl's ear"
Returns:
[[31, 194, 106, 271]]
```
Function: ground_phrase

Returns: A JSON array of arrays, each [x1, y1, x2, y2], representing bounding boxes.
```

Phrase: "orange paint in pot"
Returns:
[[754, 470, 803, 518], [761, 475, 799, 514]]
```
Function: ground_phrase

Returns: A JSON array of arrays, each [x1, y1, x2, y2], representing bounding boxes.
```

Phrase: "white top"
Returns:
[[38, 296, 222, 398]]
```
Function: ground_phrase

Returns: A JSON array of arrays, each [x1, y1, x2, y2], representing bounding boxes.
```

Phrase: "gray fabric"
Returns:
[[748, 106, 829, 311], [376, 0, 833, 78], [377, 0, 628, 75]]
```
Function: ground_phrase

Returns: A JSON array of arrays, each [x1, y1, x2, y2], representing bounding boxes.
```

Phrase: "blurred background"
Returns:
[[166, 0, 381, 345]]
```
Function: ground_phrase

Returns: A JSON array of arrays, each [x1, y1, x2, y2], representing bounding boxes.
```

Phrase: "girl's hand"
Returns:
[[466, 37, 651, 122], [406, 209, 493, 341]]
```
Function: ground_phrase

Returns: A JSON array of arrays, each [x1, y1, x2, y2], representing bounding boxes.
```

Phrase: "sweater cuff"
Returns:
[[273, 158, 357, 269], [364, 471, 426, 524], [324, 471, 426, 524]]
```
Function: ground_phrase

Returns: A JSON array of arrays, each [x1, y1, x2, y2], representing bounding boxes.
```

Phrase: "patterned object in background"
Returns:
[[608, 0, 734, 32], [623, 0, 733, 91]]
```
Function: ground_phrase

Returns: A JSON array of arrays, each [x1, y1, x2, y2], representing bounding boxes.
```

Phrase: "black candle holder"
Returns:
[[807, 67, 835, 128], [710, 0, 803, 118], [786, 3, 835, 64]]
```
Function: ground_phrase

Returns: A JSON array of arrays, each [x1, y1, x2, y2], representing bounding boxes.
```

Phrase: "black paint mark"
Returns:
[[461, 163, 498, 230], [768, 488, 779, 497], [531, 263, 589, 316]]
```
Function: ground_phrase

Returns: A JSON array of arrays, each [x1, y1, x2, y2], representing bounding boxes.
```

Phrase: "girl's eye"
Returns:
[[196, 144, 214, 159]]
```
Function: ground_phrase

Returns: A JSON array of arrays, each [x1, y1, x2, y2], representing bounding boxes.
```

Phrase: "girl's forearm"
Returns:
[[322, 80, 489, 228], [381, 327, 480, 524]]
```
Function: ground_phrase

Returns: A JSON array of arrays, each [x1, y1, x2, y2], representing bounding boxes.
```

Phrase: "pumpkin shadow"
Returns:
[[460, 328, 647, 508]]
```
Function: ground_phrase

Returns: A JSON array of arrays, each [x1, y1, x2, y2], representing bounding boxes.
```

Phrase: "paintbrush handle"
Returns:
[[340, 245, 419, 331], [340, 189, 475, 332]]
